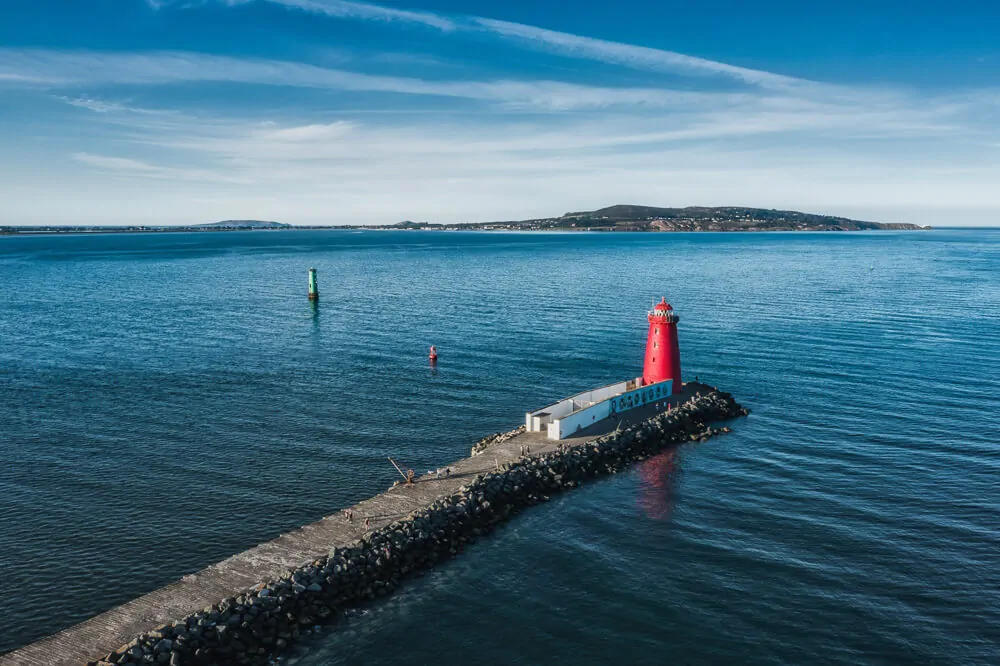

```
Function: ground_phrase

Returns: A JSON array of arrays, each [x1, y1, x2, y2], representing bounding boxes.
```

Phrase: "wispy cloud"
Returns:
[[0, 49, 740, 109], [57, 96, 171, 114], [152, 0, 454, 29], [73, 152, 167, 172], [208, 0, 813, 90], [471, 18, 811, 91], [72, 152, 248, 183], [20, 104, 1000, 225], [225, 0, 455, 30], [70, 90, 967, 199], [61, 96, 127, 112], [260, 120, 355, 141]]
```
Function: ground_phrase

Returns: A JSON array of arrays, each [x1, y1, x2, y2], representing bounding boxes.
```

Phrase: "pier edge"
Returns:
[[3, 387, 748, 666]]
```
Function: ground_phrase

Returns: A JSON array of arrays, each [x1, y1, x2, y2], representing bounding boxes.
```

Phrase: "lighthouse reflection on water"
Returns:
[[638, 449, 682, 521]]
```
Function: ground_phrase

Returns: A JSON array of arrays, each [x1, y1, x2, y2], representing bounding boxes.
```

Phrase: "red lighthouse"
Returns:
[[643, 297, 682, 393]]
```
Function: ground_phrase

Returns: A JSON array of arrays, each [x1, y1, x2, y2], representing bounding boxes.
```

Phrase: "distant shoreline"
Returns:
[[0, 225, 938, 236], [0, 226, 939, 236], [1, 205, 936, 233]]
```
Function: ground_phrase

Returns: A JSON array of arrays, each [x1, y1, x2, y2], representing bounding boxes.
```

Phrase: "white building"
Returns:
[[525, 377, 674, 440]]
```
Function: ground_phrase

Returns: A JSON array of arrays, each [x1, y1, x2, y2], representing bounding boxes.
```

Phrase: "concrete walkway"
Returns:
[[0, 385, 704, 666]]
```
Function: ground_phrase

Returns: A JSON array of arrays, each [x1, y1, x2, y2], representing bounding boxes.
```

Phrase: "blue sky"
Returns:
[[1, 0, 998, 226]]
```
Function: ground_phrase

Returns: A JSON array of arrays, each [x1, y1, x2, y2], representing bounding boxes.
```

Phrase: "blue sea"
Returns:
[[1, 229, 998, 664]]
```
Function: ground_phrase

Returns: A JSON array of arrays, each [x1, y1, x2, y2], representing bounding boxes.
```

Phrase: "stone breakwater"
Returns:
[[87, 389, 747, 666], [470, 426, 525, 456]]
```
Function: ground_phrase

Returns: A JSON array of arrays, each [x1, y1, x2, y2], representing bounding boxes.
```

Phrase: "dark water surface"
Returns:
[[1, 230, 998, 663]]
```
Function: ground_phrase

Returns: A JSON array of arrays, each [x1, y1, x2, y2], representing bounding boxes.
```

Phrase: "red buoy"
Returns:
[[643, 297, 682, 393]]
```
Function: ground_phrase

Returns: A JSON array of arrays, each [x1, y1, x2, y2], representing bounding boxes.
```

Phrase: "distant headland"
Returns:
[[0, 220, 292, 234], [375, 205, 929, 232], [0, 205, 929, 234], [195, 220, 291, 230]]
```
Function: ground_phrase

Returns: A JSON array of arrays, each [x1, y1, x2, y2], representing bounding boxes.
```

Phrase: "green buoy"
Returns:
[[308, 268, 319, 301]]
